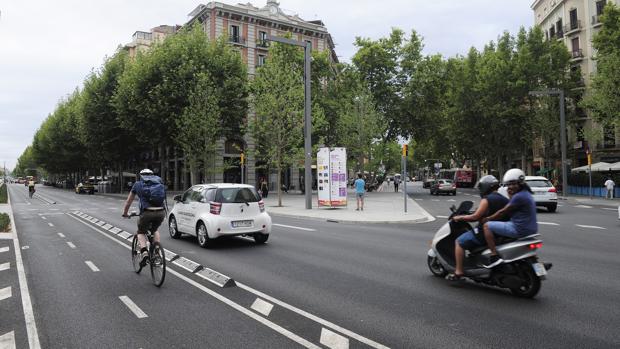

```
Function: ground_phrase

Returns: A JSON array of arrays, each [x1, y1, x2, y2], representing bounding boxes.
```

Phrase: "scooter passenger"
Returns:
[[446, 175, 508, 281], [481, 168, 538, 268]]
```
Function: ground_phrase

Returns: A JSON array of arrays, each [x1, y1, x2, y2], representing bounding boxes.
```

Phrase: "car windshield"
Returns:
[[216, 187, 261, 203], [527, 180, 552, 187]]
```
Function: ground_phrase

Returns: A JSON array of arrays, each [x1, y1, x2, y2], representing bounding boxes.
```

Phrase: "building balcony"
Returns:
[[556, 30, 564, 39], [571, 49, 584, 61], [591, 15, 603, 27], [256, 40, 270, 48], [229, 35, 246, 45], [564, 20, 582, 35]]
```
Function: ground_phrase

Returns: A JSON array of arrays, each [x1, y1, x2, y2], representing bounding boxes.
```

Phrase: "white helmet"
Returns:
[[139, 168, 154, 175], [503, 168, 525, 184]]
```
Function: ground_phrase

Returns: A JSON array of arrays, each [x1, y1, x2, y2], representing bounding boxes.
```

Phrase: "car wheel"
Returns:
[[168, 215, 181, 239], [254, 233, 269, 244], [547, 204, 557, 213], [196, 222, 212, 248]]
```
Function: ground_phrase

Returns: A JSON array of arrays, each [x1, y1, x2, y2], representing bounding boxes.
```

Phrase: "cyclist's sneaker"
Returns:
[[140, 250, 149, 267]]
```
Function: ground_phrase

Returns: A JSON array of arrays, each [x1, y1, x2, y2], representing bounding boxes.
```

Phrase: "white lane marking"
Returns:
[[66, 242, 76, 249], [431, 199, 440, 202], [273, 223, 316, 232], [414, 199, 423, 201], [8, 189, 42, 349], [575, 205, 593, 208], [557, 204, 564, 207], [436, 215, 449, 219], [320, 328, 349, 349], [0, 287, 12, 301], [0, 247, 9, 253], [41, 216, 47, 220], [47, 223, 54, 227], [446, 199, 456, 202], [0, 262, 9, 272], [251, 298, 274, 317], [575, 224, 606, 230], [107, 207, 117, 210], [237, 282, 389, 349], [118, 296, 148, 319], [66, 214, 328, 349], [0, 331, 15, 348], [538, 222, 560, 226], [85, 261, 100, 272], [602, 208, 617, 211], [57, 233, 65, 238]]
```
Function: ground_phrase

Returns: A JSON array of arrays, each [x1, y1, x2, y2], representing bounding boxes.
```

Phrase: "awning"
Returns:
[[571, 162, 612, 172]]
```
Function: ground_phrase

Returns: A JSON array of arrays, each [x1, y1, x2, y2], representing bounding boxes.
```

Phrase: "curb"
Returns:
[[267, 211, 435, 224]]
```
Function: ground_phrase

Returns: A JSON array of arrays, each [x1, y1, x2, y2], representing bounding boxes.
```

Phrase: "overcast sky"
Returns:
[[0, 0, 534, 170]]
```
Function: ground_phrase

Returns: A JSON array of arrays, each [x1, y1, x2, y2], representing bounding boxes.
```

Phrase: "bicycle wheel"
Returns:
[[131, 235, 142, 273], [150, 242, 166, 287]]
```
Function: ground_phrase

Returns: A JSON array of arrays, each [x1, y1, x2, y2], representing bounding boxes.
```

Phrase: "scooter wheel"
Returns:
[[427, 255, 448, 277], [509, 263, 541, 298]]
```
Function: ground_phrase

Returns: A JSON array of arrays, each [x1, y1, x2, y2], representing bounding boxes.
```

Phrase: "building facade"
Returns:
[[125, 1, 337, 191], [532, 0, 620, 168]]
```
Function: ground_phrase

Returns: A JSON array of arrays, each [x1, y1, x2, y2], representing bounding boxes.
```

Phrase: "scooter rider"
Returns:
[[481, 168, 538, 268], [446, 175, 509, 281]]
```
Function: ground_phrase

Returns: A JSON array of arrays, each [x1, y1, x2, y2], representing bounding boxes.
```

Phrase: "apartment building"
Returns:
[[532, 0, 619, 167], [124, 1, 337, 191]]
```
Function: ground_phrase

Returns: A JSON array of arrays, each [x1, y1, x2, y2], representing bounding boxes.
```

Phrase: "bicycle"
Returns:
[[126, 211, 166, 287]]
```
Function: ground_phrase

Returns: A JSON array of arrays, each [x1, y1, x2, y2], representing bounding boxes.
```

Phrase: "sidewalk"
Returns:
[[97, 186, 435, 224], [562, 195, 619, 207], [261, 188, 435, 224]]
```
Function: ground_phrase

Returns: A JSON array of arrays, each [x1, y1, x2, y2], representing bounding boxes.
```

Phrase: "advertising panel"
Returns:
[[317, 147, 347, 207]]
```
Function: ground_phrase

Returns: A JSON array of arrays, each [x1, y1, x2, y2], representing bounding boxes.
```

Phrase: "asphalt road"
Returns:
[[4, 183, 620, 348]]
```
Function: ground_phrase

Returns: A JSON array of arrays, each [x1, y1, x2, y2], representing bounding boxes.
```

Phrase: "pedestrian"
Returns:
[[354, 173, 365, 211], [260, 177, 269, 198], [394, 175, 400, 192], [604, 177, 615, 199]]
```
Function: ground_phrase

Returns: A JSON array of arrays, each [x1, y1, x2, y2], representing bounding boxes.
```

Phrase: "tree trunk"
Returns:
[[189, 157, 197, 186], [174, 148, 179, 191], [277, 165, 282, 207]]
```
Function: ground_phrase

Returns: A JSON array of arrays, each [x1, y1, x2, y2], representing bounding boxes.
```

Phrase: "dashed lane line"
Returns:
[[0, 247, 9, 253], [67, 212, 389, 349], [574, 205, 593, 208], [320, 328, 349, 349], [57, 233, 65, 238], [0, 262, 9, 272], [66, 242, 76, 249], [47, 223, 54, 227], [85, 261, 100, 272], [0, 287, 12, 301], [436, 215, 449, 219], [41, 216, 46, 220], [0, 331, 15, 348], [602, 208, 617, 211], [118, 296, 148, 319], [538, 222, 560, 226], [251, 298, 274, 317], [273, 223, 316, 232], [575, 224, 606, 230]]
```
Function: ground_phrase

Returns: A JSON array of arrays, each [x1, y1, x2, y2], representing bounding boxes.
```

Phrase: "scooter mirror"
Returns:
[[455, 201, 474, 214], [449, 205, 456, 213]]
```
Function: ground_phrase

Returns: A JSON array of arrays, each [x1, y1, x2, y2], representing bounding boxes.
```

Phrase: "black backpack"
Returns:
[[141, 175, 165, 207]]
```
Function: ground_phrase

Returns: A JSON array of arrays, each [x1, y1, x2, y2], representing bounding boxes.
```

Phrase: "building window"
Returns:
[[569, 9, 578, 30], [603, 127, 616, 148], [571, 37, 582, 58], [556, 19, 563, 37], [549, 26, 556, 38], [230, 25, 240, 43], [257, 54, 266, 67], [575, 125, 585, 142], [596, 0, 606, 16], [258, 31, 268, 47]]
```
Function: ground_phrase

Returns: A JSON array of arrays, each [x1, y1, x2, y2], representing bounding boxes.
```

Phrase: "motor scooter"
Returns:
[[427, 201, 552, 298]]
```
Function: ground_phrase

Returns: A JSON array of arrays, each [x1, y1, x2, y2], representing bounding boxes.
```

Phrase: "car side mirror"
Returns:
[[173, 194, 182, 202]]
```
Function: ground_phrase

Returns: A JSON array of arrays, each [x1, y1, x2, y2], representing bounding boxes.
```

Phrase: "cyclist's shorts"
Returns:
[[138, 210, 166, 234]]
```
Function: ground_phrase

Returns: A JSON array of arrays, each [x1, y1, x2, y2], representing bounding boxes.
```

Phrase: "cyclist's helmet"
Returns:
[[502, 168, 525, 185], [478, 175, 499, 198], [139, 168, 154, 176]]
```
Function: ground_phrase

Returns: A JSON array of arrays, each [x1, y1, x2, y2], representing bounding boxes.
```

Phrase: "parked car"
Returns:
[[75, 181, 95, 194], [499, 176, 558, 212], [430, 179, 457, 195], [168, 183, 272, 247]]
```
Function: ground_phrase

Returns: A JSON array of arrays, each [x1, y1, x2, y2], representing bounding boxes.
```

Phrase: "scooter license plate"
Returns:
[[532, 262, 547, 276]]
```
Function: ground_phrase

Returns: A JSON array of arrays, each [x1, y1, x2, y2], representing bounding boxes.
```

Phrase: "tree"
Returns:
[[582, 2, 620, 127], [249, 39, 308, 206]]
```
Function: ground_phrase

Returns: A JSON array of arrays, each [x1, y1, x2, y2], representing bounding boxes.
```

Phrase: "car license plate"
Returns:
[[232, 220, 253, 228], [532, 262, 547, 276]]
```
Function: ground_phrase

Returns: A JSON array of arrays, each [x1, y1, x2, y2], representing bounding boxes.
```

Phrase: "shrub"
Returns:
[[0, 213, 9, 232], [0, 184, 6, 204]]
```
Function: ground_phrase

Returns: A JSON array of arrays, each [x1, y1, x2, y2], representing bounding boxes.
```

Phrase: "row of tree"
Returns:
[[17, 5, 620, 195]]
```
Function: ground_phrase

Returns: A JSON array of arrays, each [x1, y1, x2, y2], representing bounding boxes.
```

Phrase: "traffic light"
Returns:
[[402, 144, 408, 157], [240, 153, 245, 165]]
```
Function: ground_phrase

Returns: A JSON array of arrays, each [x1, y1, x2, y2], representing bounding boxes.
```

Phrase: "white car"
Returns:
[[168, 183, 272, 247], [499, 176, 558, 212]]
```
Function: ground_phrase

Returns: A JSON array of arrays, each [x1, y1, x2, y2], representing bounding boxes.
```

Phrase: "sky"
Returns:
[[0, 0, 534, 170]]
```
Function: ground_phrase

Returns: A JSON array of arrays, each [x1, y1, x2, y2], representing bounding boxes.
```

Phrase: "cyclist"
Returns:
[[28, 179, 36, 198], [122, 169, 167, 266]]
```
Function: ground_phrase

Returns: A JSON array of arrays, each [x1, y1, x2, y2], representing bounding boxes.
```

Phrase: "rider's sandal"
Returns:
[[445, 273, 465, 283]]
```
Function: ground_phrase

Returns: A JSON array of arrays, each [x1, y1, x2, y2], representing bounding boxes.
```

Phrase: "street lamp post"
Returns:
[[529, 88, 568, 198], [266, 35, 312, 209]]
